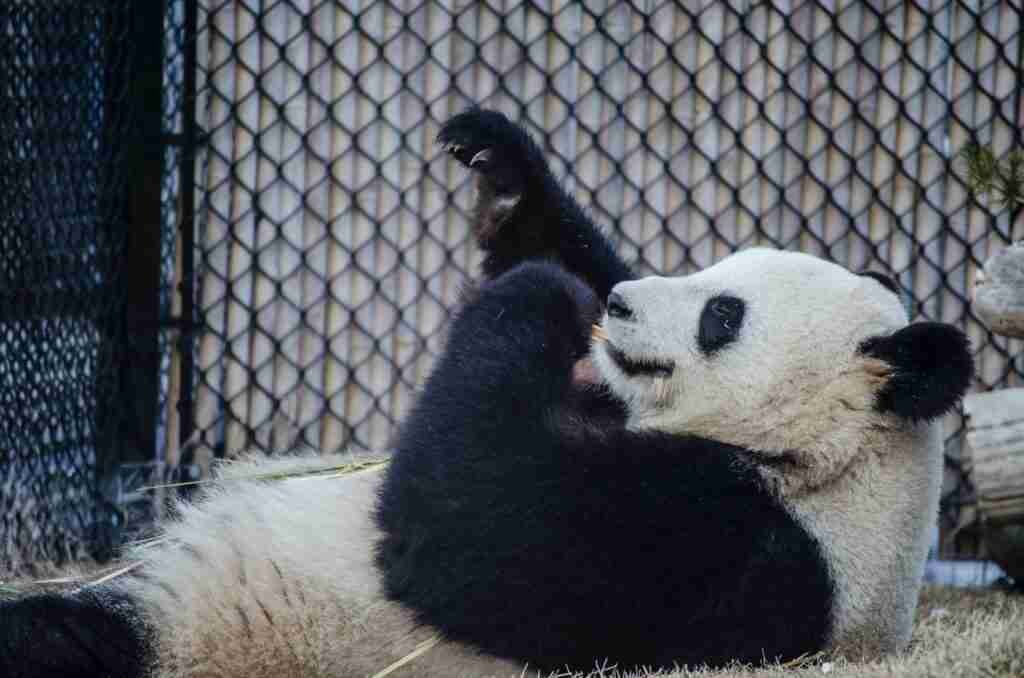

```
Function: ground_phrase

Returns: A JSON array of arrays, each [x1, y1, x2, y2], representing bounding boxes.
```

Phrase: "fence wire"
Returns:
[[0, 2, 136, 571], [158, 1, 1024, 557], [4, 1, 1022, 568]]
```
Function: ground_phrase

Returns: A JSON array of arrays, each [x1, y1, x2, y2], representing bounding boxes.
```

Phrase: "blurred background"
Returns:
[[1, 0, 1020, 582]]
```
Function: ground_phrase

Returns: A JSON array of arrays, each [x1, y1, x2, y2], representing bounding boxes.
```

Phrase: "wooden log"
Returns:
[[963, 389, 1024, 525], [973, 242, 1024, 338], [963, 389, 1024, 579]]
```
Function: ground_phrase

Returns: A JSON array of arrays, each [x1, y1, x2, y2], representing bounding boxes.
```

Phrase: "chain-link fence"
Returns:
[[0, 2, 138, 571], [159, 1, 1023, 557], [4, 1, 1023, 569]]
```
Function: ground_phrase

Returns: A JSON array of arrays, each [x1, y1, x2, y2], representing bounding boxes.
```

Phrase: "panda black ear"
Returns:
[[859, 322, 974, 422]]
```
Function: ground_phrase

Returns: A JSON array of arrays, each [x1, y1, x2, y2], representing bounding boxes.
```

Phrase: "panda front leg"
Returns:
[[438, 108, 635, 299], [0, 588, 151, 677], [392, 260, 602, 432]]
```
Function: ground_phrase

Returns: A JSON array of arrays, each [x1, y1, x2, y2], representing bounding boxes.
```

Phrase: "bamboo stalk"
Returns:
[[790, 2, 820, 258], [657, 2, 688, 273], [630, 1, 665, 272], [732, 2, 758, 252], [242, 5, 284, 454], [865, 2, 903, 277], [575, 1, 611, 240], [601, 2, 638, 270], [748, 3, 789, 250], [549, 0, 580, 200], [692, 0, 727, 268], [410, 1, 452, 392], [776, 0, 807, 252], [268, 0, 311, 454], [740, 2, 765, 250], [398, 1, 431, 403], [472, 0, 498, 106], [432, 2, 462, 320], [909, 1, 949, 323], [178, 11, 207, 469], [714, 3, 745, 262], [163, 189, 186, 467], [217, 1, 262, 456], [667, 5, 703, 270], [846, 0, 878, 269], [317, 4, 352, 454], [160, 1, 188, 471], [362, 4, 403, 450], [194, 1, 240, 459], [946, 0, 992, 386], [384, 0, 422, 433], [297, 2, 334, 452], [888, 3, 923, 313], [334, 0, 371, 451], [818, 3, 848, 266], [937, 0, 981, 558], [452, 0, 490, 299], [348, 0, 382, 448]]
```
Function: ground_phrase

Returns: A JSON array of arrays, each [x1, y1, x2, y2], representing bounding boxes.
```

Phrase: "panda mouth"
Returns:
[[605, 343, 675, 378]]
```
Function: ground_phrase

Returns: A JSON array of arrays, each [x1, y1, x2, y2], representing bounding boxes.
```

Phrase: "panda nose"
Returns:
[[607, 291, 634, 320]]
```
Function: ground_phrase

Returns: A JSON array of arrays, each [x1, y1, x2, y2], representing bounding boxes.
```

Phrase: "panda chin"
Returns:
[[604, 342, 674, 378]]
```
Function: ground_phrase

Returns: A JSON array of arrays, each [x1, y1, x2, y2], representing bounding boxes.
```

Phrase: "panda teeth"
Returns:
[[605, 342, 674, 378]]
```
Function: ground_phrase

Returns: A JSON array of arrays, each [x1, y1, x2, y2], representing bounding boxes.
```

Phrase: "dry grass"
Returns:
[[4, 559, 1020, 678], [561, 586, 1024, 678], [4, 461, 1018, 676]]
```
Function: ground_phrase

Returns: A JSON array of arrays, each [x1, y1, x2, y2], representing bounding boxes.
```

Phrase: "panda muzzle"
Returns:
[[605, 342, 674, 378]]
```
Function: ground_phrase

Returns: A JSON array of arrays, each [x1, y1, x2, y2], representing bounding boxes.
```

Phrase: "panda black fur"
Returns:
[[0, 109, 973, 677]]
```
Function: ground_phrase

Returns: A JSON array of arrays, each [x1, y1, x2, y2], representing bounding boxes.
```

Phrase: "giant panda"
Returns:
[[0, 108, 973, 677]]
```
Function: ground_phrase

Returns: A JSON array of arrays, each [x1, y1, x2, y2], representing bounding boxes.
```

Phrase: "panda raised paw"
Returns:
[[437, 107, 543, 196], [437, 107, 635, 297]]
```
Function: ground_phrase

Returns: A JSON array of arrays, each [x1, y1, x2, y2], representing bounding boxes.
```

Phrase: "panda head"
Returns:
[[593, 248, 973, 479]]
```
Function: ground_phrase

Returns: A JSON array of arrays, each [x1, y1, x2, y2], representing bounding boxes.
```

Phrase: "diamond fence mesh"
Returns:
[[3, 0, 1022, 569], [160, 0, 1024, 558], [0, 2, 138, 571]]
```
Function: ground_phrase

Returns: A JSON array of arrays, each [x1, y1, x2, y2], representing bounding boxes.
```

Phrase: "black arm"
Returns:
[[403, 261, 602, 431], [438, 108, 636, 300], [375, 262, 833, 672]]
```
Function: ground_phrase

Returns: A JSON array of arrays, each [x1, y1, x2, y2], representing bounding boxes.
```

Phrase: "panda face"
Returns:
[[593, 248, 909, 456]]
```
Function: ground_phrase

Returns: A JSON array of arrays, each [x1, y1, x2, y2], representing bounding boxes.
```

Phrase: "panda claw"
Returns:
[[469, 149, 492, 167], [437, 107, 538, 202]]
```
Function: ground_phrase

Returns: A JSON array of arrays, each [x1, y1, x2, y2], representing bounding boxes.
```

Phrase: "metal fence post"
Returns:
[[116, 1, 168, 472]]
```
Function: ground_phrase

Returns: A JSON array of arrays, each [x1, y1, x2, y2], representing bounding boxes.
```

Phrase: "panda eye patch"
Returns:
[[699, 295, 745, 356]]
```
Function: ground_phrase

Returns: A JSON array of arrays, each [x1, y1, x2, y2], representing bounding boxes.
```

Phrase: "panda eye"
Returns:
[[698, 295, 745, 356], [711, 299, 737, 327]]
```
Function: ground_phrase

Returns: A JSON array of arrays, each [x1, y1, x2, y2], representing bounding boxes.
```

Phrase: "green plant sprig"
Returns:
[[959, 142, 1024, 209]]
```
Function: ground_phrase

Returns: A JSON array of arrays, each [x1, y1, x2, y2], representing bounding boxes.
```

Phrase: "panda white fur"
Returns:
[[0, 109, 973, 677]]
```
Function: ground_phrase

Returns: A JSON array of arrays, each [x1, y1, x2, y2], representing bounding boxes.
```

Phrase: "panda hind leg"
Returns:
[[0, 589, 151, 678]]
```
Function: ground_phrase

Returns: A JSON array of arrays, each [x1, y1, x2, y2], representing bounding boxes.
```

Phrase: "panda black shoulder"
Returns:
[[376, 417, 834, 671]]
